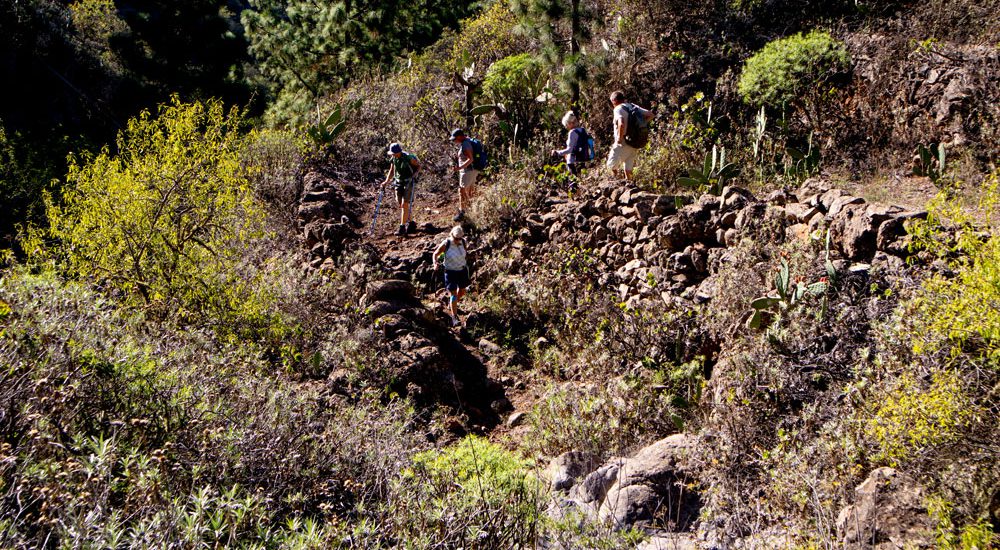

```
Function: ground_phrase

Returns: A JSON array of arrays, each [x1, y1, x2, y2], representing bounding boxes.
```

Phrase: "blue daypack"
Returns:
[[572, 127, 595, 161], [468, 137, 488, 170]]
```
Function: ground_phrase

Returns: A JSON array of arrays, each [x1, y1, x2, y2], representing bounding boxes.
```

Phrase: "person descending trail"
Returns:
[[432, 225, 470, 327], [449, 129, 485, 221], [380, 142, 421, 235], [607, 90, 654, 182], [551, 110, 594, 195]]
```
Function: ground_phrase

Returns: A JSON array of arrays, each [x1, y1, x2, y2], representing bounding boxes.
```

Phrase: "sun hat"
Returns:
[[450, 225, 464, 240], [387, 142, 403, 154]]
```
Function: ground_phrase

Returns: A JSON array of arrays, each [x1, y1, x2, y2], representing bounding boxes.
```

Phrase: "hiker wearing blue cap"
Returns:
[[449, 129, 487, 221], [380, 142, 421, 235]]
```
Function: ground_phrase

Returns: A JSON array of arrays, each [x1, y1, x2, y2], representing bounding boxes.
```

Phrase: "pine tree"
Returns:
[[510, 0, 594, 110], [242, 0, 469, 125]]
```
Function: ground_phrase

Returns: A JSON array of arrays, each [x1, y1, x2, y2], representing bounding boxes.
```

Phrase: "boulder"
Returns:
[[826, 194, 866, 219], [297, 201, 334, 224], [596, 434, 700, 530], [831, 204, 902, 260], [836, 467, 934, 547], [546, 451, 602, 492], [653, 195, 680, 216], [366, 300, 408, 319], [301, 189, 335, 203], [782, 203, 822, 224], [366, 279, 415, 304]]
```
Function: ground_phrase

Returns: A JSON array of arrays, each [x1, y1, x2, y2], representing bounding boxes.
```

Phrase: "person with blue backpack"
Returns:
[[551, 110, 594, 193], [607, 90, 654, 182], [449, 128, 487, 221]]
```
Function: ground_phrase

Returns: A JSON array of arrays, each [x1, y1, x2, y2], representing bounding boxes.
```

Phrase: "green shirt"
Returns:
[[391, 153, 418, 182]]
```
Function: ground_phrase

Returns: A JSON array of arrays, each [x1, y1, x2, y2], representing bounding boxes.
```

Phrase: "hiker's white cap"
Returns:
[[450, 225, 464, 239]]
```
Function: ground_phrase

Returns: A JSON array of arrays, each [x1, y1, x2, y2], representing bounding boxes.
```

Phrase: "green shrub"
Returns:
[[28, 98, 275, 328], [524, 375, 689, 461], [481, 53, 548, 132], [738, 30, 850, 112], [906, 174, 1000, 364], [864, 370, 972, 466], [0, 267, 425, 547], [394, 435, 543, 546]]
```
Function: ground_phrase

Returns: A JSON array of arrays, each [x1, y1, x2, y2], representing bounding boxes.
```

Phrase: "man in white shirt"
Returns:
[[606, 90, 654, 182]]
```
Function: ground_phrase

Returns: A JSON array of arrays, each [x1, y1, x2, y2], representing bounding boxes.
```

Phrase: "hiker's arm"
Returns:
[[554, 130, 576, 157], [643, 107, 654, 122], [431, 242, 446, 268], [381, 164, 394, 186], [410, 157, 421, 177], [615, 112, 627, 145], [455, 147, 473, 171]]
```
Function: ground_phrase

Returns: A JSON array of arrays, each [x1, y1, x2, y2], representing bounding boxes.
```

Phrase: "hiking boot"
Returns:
[[406, 220, 417, 234], [453, 209, 464, 222], [451, 315, 461, 327], [395, 224, 406, 236]]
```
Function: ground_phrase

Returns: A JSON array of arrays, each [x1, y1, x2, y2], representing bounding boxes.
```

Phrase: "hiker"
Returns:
[[432, 225, 470, 327], [606, 90, 654, 182], [449, 128, 479, 221], [380, 142, 421, 235], [551, 110, 592, 192]]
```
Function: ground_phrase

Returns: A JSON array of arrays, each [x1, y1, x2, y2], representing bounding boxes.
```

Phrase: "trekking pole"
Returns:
[[369, 181, 385, 237]]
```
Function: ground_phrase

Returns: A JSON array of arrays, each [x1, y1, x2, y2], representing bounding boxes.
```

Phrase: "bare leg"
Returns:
[[462, 184, 477, 211], [400, 199, 410, 225]]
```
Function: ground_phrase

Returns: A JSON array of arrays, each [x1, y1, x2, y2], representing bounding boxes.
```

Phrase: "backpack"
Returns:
[[393, 153, 417, 181], [467, 138, 488, 170], [572, 127, 595, 161], [623, 103, 650, 149]]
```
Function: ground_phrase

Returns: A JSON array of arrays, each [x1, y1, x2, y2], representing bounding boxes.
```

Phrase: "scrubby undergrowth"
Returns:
[[3, 0, 1000, 547]]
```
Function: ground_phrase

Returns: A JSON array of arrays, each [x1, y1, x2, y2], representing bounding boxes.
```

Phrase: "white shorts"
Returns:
[[606, 143, 640, 172], [459, 168, 479, 188]]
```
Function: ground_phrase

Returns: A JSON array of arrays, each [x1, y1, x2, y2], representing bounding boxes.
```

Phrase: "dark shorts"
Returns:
[[444, 268, 469, 292], [394, 179, 414, 203]]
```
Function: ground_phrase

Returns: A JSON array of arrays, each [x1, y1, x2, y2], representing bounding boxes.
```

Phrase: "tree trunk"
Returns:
[[570, 0, 581, 112]]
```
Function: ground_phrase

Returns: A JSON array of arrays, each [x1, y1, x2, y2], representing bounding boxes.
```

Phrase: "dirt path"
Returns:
[[353, 176, 538, 436]]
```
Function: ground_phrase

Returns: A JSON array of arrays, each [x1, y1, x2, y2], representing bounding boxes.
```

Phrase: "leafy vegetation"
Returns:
[[29, 99, 269, 329], [739, 30, 851, 133], [3, 0, 1000, 546]]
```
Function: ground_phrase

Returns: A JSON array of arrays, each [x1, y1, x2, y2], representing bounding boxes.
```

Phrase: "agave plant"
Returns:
[[307, 98, 363, 147], [914, 142, 947, 187], [678, 145, 740, 195]]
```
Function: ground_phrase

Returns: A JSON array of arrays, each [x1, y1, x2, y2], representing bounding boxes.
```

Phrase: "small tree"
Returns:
[[242, 0, 470, 125], [37, 98, 268, 321], [511, 0, 596, 110], [738, 30, 851, 132]]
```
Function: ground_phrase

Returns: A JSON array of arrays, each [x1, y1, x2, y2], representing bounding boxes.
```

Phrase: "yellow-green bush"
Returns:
[[906, 175, 1000, 364], [397, 435, 543, 546], [30, 98, 272, 326], [451, 2, 525, 72], [864, 370, 971, 465]]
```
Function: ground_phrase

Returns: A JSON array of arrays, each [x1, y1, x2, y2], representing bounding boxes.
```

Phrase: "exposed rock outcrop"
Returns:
[[836, 467, 935, 548], [547, 434, 701, 533]]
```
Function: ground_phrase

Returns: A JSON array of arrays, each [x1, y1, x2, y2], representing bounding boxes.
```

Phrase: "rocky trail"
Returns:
[[296, 167, 530, 436], [292, 163, 953, 544]]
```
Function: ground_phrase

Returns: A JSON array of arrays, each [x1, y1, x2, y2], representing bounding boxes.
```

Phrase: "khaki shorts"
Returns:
[[459, 168, 478, 189], [394, 179, 413, 203], [606, 143, 640, 172]]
